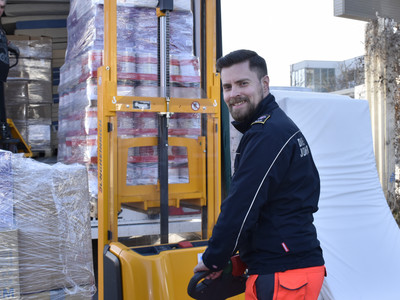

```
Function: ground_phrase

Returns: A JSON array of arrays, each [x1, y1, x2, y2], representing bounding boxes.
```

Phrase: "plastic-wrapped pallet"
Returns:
[[0, 150, 96, 300], [0, 229, 19, 300], [58, 0, 202, 213], [5, 36, 53, 154]]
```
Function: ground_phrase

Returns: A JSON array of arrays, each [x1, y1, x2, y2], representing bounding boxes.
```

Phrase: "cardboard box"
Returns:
[[27, 124, 51, 150], [27, 104, 52, 124], [11, 157, 94, 295], [1, 154, 96, 298], [7, 58, 51, 82], [20, 288, 93, 300], [0, 229, 20, 300], [14, 28, 67, 40], [4, 80, 28, 104], [6, 35, 52, 59], [13, 161, 63, 294], [5, 78, 52, 106], [0, 151, 13, 228], [52, 49, 66, 59]]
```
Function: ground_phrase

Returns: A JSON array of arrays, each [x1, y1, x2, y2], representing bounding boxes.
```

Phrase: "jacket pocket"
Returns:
[[275, 271, 308, 300]]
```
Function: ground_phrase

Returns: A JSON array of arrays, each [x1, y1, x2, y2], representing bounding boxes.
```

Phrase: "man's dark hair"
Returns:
[[216, 49, 268, 80]]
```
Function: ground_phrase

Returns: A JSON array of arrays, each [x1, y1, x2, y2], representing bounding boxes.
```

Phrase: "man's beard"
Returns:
[[229, 99, 258, 123]]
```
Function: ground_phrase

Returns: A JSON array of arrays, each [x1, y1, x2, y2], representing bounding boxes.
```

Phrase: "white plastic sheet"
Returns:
[[273, 90, 400, 300]]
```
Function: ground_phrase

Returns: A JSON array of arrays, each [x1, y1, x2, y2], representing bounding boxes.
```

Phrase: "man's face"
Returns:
[[0, 0, 5, 17], [221, 61, 269, 122]]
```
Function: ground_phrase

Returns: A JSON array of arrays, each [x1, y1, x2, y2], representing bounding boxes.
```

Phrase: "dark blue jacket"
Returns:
[[202, 93, 324, 274], [0, 27, 9, 82]]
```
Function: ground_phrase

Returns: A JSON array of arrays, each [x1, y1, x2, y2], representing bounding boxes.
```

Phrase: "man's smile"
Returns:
[[233, 100, 246, 106], [231, 98, 248, 108]]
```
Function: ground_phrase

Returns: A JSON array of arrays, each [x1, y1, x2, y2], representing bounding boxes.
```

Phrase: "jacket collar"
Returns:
[[232, 93, 278, 134]]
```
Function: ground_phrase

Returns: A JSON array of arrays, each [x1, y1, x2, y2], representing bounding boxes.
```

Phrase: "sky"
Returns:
[[220, 0, 368, 86]]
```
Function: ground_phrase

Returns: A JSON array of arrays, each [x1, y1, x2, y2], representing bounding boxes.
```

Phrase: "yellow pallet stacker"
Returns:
[[97, 0, 243, 299]]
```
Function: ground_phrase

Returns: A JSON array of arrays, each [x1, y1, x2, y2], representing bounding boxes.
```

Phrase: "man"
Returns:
[[0, 0, 10, 82], [194, 50, 325, 299], [0, 0, 5, 16], [0, 0, 17, 82], [1, 0, 19, 148]]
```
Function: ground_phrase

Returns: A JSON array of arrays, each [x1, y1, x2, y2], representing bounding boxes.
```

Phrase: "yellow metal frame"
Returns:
[[109, 242, 206, 299], [108, 241, 244, 300], [97, 1, 221, 299], [3, 119, 32, 157], [117, 135, 207, 210]]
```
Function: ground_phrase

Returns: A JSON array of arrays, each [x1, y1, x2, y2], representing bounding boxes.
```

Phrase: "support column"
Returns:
[[365, 17, 400, 223]]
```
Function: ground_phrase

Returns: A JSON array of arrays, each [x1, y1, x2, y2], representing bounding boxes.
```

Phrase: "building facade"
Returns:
[[290, 57, 364, 93]]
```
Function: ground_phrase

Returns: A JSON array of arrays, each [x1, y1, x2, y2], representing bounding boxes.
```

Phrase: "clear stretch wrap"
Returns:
[[6, 37, 53, 60], [5, 36, 53, 152], [58, 0, 203, 212], [0, 150, 96, 300]]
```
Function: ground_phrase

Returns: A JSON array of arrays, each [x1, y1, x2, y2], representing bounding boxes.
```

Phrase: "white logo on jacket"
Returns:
[[297, 137, 310, 158]]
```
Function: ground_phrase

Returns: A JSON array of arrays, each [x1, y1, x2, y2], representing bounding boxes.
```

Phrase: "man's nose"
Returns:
[[228, 86, 241, 98]]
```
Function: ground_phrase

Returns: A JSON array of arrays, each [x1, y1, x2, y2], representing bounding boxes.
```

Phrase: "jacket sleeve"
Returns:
[[201, 128, 296, 271]]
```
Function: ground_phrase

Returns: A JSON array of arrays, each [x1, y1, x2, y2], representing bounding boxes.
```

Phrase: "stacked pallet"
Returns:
[[5, 36, 54, 155], [0, 150, 96, 299], [58, 0, 202, 204], [3, 0, 69, 156]]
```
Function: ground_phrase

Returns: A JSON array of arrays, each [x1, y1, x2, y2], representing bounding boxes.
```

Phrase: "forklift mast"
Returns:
[[97, 0, 229, 299]]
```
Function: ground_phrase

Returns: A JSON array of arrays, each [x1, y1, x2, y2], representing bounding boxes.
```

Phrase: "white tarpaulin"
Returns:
[[273, 90, 400, 300]]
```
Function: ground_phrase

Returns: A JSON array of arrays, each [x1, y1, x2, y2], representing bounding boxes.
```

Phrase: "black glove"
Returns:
[[8, 42, 20, 56]]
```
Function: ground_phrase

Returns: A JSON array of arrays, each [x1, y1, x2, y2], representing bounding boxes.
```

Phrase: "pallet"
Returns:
[[31, 149, 53, 158]]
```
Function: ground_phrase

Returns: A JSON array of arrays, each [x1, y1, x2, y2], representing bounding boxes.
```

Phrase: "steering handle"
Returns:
[[8, 46, 19, 69], [187, 271, 210, 299]]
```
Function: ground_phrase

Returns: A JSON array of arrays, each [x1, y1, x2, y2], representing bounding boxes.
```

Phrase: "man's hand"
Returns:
[[7, 42, 20, 56], [193, 260, 223, 280]]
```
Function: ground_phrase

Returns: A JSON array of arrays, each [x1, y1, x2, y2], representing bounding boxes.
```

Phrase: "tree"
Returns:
[[336, 56, 365, 90]]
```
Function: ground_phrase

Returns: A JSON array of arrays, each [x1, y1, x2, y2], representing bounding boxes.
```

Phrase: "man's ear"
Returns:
[[262, 75, 270, 96]]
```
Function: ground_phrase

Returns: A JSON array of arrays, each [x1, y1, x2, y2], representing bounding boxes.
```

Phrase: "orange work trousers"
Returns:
[[245, 265, 326, 300]]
